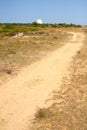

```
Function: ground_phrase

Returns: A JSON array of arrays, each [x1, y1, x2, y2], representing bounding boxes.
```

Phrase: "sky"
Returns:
[[0, 0, 87, 25]]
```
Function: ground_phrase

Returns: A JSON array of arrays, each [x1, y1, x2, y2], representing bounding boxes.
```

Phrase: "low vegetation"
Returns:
[[0, 24, 73, 84], [0, 23, 81, 38]]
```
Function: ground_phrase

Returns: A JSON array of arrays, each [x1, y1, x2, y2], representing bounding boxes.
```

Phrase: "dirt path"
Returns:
[[0, 32, 84, 130]]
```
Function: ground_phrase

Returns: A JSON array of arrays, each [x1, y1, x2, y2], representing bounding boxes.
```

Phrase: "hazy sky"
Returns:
[[0, 0, 86, 25]]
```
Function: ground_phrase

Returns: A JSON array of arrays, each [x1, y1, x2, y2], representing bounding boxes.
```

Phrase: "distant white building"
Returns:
[[37, 19, 43, 24]]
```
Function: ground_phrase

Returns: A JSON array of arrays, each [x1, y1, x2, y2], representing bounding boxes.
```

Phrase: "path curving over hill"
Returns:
[[0, 32, 84, 130]]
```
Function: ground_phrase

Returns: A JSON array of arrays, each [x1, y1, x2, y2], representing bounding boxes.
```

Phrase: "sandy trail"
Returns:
[[0, 32, 84, 130]]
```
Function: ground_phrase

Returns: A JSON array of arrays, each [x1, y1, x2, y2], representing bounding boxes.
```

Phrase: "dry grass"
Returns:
[[29, 29, 87, 130], [0, 28, 71, 84]]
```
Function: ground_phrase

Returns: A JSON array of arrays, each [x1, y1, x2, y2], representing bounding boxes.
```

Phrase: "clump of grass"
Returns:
[[35, 108, 48, 119], [3, 69, 12, 75], [35, 108, 46, 119], [0, 64, 12, 75]]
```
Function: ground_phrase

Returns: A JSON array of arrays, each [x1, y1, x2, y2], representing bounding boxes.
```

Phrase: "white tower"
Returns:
[[37, 19, 43, 24]]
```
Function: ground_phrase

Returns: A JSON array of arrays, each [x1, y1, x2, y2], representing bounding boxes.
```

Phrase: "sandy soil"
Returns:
[[0, 32, 84, 130]]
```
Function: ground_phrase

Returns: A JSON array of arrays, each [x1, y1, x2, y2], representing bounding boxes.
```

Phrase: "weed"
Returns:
[[35, 108, 47, 119], [3, 69, 12, 74]]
